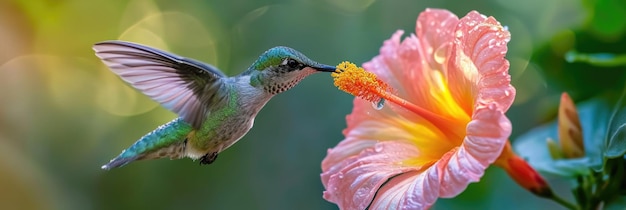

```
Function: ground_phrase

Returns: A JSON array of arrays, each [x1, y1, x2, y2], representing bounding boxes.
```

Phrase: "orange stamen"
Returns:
[[332, 61, 455, 130]]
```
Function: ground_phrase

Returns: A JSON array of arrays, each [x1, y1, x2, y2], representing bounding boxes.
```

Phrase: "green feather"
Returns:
[[102, 118, 192, 169]]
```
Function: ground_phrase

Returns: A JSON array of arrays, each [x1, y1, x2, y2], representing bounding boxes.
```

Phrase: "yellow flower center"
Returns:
[[332, 61, 469, 168]]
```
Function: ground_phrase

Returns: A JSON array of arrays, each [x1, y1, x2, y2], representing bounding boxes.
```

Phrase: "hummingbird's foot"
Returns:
[[199, 152, 218, 165]]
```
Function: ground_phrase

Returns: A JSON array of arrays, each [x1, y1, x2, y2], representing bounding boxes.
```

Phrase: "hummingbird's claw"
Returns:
[[199, 152, 219, 165]]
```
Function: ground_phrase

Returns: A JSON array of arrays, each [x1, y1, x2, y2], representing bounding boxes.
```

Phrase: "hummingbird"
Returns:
[[93, 41, 336, 170]]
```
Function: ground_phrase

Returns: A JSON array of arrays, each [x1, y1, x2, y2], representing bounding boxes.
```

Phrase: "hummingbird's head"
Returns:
[[246, 46, 335, 95]]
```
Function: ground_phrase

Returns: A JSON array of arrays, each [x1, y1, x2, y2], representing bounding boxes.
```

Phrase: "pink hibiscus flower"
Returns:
[[321, 9, 517, 209]]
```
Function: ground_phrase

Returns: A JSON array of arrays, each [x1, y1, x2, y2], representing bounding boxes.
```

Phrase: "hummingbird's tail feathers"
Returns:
[[100, 118, 193, 170], [101, 156, 139, 170], [101, 140, 188, 170]]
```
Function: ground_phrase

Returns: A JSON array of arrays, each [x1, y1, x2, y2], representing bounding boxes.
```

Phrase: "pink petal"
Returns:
[[321, 141, 421, 210], [448, 11, 514, 112], [415, 8, 459, 68], [439, 103, 512, 196], [321, 97, 423, 181], [363, 9, 477, 122], [322, 94, 449, 173], [369, 171, 437, 209], [363, 30, 409, 96], [367, 104, 511, 208]]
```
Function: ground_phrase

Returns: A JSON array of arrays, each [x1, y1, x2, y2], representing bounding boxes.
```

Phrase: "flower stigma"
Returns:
[[332, 61, 461, 138]]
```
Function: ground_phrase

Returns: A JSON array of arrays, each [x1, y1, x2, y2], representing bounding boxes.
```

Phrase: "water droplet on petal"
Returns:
[[354, 188, 369, 203], [371, 98, 385, 110], [488, 39, 496, 48], [338, 173, 344, 179], [433, 47, 447, 64], [374, 144, 383, 152], [504, 89, 511, 96], [455, 30, 463, 38]]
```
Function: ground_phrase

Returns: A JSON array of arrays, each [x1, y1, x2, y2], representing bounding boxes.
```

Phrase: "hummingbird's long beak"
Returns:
[[313, 64, 337, 72]]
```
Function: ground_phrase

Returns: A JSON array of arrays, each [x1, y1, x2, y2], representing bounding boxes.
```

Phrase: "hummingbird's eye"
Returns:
[[287, 59, 299, 68]]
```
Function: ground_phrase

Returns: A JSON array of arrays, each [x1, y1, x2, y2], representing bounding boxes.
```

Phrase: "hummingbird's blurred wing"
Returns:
[[93, 41, 226, 128]]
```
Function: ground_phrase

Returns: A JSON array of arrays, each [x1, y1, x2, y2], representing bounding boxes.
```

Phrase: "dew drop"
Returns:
[[371, 98, 385, 110], [455, 30, 463, 38], [354, 188, 369, 203], [374, 144, 383, 152], [504, 89, 511, 96], [488, 39, 496, 48], [338, 173, 344, 179], [433, 47, 447, 64]]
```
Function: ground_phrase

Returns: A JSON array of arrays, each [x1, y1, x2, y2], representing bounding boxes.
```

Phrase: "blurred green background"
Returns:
[[0, 0, 623, 209]]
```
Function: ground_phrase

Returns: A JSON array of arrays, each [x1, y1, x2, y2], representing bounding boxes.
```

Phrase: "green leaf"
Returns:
[[605, 87, 626, 158], [514, 98, 612, 177]]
